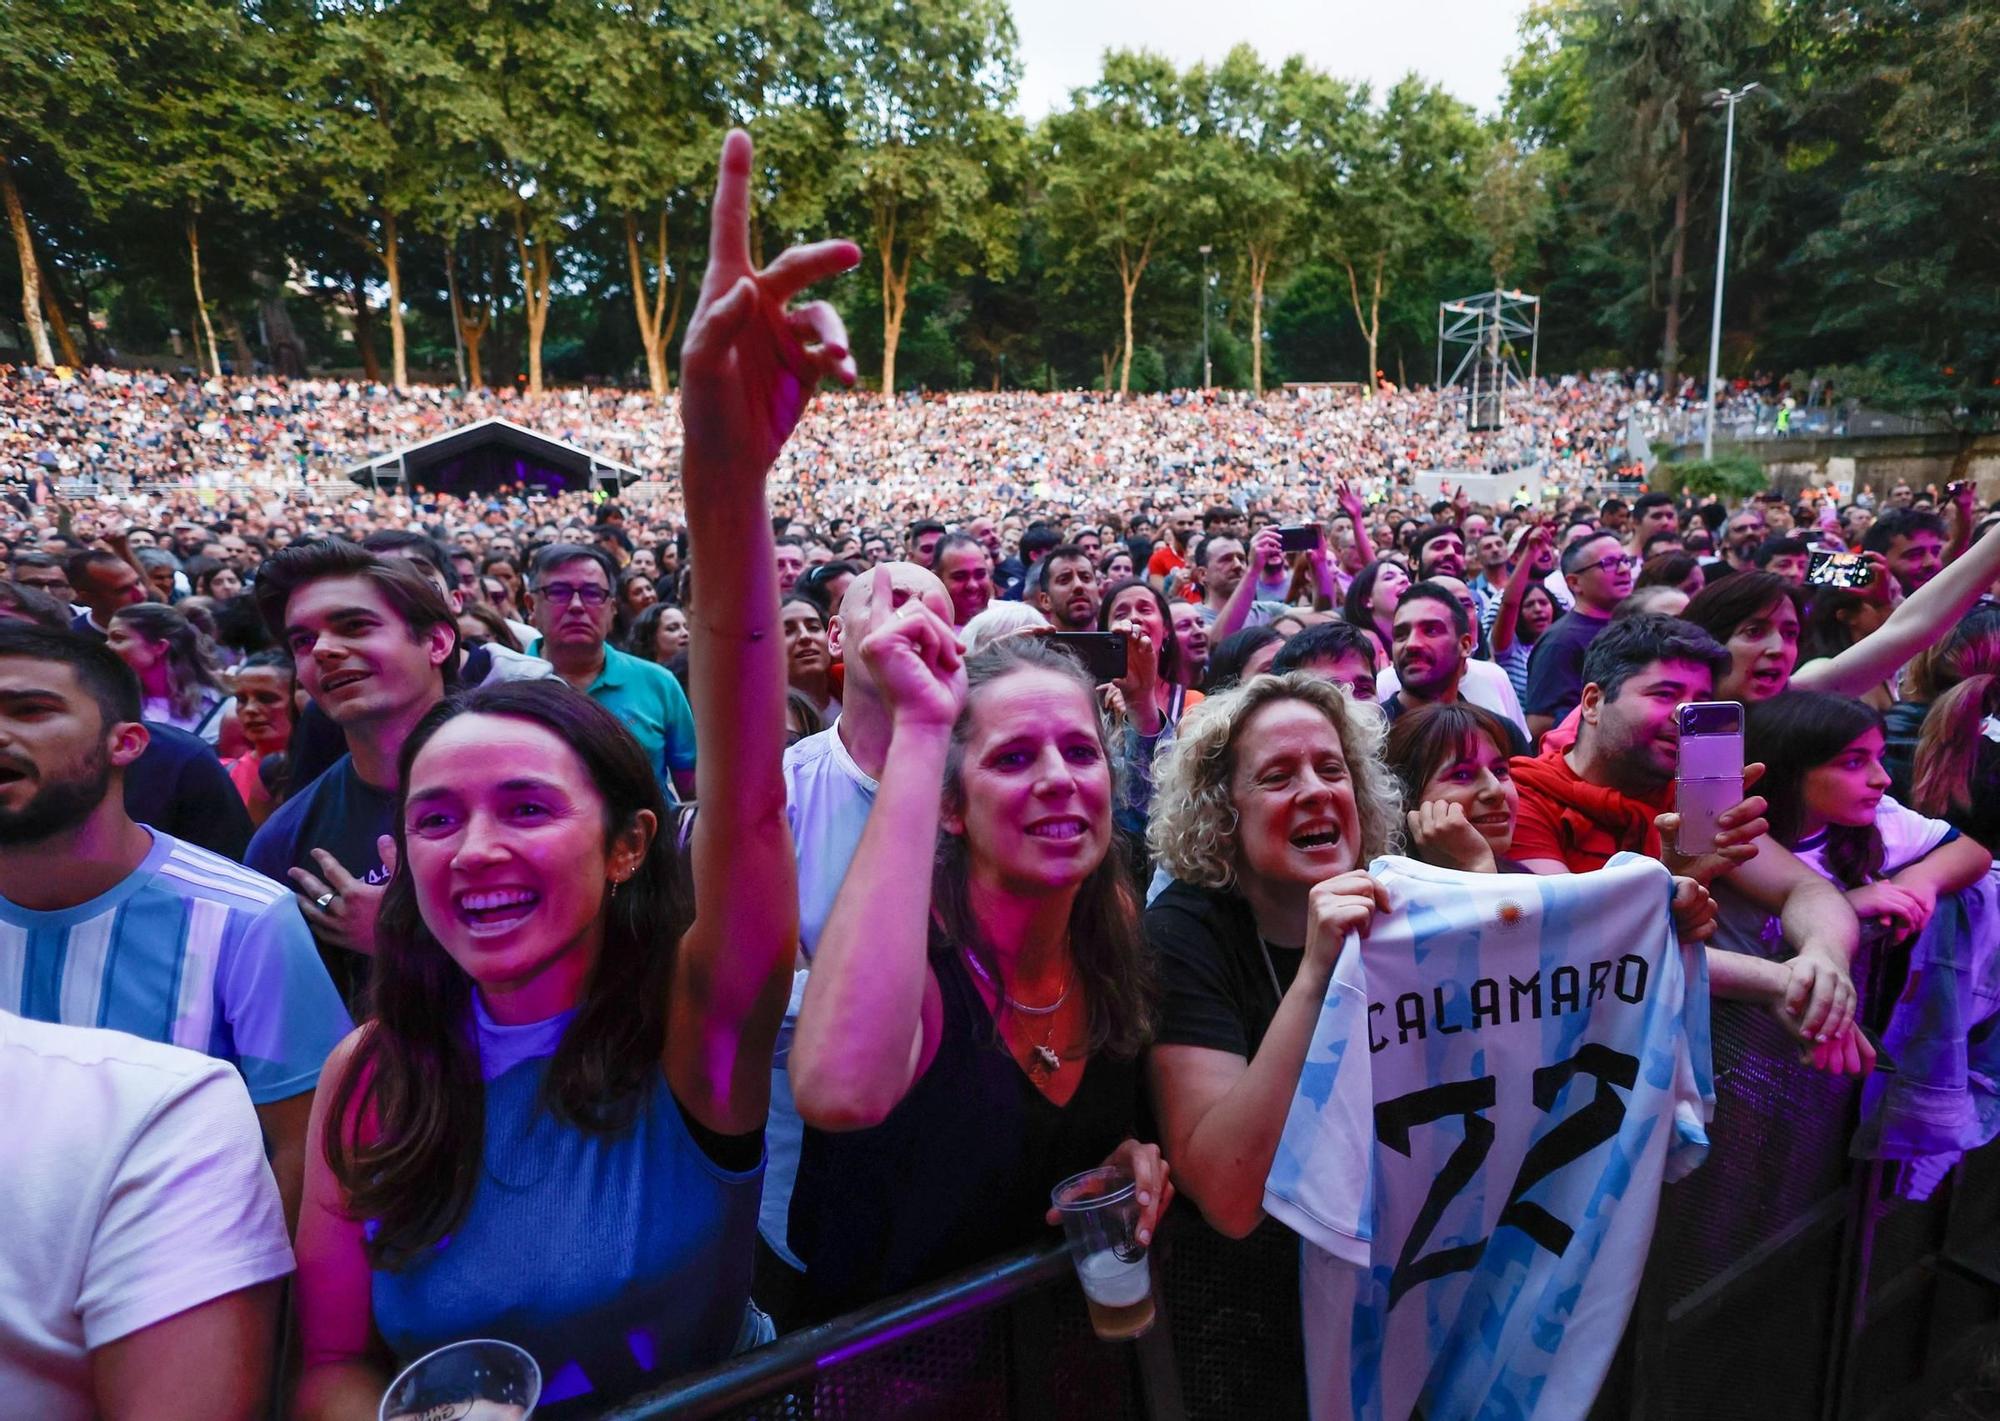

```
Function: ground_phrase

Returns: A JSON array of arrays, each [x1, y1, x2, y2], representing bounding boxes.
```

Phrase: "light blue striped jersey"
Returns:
[[0, 830, 351, 1104], [1264, 854, 1712, 1420]]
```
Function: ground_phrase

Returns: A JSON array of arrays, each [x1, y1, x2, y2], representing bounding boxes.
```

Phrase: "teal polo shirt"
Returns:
[[530, 640, 697, 785]]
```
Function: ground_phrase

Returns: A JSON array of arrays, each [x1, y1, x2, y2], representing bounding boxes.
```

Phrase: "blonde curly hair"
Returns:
[[1147, 672, 1403, 890]]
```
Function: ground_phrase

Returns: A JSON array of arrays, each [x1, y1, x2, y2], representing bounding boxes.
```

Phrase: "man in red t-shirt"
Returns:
[[1147, 505, 1199, 589], [1508, 614, 1869, 1060]]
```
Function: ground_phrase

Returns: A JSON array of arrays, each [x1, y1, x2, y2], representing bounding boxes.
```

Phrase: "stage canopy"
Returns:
[[344, 417, 643, 497]]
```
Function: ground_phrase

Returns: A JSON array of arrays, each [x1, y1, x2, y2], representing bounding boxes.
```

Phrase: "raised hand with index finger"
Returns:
[[680, 130, 861, 492]]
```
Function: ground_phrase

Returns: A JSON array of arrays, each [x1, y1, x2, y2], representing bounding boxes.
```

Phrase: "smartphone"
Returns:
[[1806, 550, 1875, 589], [1277, 524, 1322, 553], [1045, 631, 1129, 683], [1675, 701, 1745, 857]]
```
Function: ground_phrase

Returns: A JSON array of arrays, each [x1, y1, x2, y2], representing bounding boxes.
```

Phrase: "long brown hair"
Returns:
[[322, 681, 688, 1268], [1912, 675, 1997, 821], [931, 638, 1152, 1062]]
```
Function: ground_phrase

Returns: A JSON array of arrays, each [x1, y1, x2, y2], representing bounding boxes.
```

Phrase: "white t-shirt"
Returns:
[[1793, 794, 1955, 883], [1375, 657, 1530, 736], [762, 722, 882, 1267], [0, 1010, 294, 1421]]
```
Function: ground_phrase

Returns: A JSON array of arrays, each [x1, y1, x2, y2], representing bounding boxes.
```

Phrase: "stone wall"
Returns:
[[1669, 432, 2000, 501]]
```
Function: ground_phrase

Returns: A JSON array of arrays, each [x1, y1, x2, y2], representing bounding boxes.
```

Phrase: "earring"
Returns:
[[609, 876, 622, 901]]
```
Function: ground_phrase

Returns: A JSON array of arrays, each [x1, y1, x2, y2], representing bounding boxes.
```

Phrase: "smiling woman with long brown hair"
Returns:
[[291, 128, 861, 1419]]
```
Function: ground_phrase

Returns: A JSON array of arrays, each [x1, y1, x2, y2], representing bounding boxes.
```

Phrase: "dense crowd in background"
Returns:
[[3, 133, 1999, 1421]]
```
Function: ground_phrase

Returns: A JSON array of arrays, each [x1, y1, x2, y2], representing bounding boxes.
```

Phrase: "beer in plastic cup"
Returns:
[[1051, 1165, 1157, 1341], [378, 1337, 541, 1421]]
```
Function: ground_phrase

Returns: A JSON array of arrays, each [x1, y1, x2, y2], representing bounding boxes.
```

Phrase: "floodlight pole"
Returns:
[[1199, 244, 1213, 390], [1703, 83, 1758, 461]]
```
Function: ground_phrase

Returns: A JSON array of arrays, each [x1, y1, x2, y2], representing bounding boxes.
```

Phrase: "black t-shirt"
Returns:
[[1523, 607, 1612, 722], [125, 720, 254, 862], [1146, 879, 1301, 1059], [245, 755, 396, 1009], [789, 945, 1139, 1319]]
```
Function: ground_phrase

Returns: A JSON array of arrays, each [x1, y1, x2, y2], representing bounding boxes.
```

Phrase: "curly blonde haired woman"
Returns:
[[1142, 672, 1401, 1241]]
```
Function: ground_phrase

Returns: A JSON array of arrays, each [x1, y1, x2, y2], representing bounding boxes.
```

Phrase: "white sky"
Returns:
[[1009, 0, 1530, 119]]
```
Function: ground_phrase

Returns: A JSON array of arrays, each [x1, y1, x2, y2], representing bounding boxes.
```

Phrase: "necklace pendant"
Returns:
[[1032, 1043, 1062, 1074]]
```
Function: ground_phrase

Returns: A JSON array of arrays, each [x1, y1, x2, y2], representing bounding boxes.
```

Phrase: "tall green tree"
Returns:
[[1189, 49, 1340, 395], [1043, 52, 1196, 397], [829, 0, 1021, 397]]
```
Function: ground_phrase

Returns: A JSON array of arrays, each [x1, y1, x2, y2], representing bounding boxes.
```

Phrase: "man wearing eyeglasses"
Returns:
[[1523, 531, 1637, 741], [525, 542, 697, 801]]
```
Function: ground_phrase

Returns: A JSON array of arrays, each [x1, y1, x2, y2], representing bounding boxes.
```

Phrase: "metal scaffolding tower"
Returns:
[[1436, 289, 1541, 432]]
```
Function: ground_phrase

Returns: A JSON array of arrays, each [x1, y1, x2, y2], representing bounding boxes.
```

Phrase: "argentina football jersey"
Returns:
[[1264, 854, 1713, 1421]]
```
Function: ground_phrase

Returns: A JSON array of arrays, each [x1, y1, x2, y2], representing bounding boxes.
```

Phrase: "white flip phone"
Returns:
[[1675, 701, 1745, 857]]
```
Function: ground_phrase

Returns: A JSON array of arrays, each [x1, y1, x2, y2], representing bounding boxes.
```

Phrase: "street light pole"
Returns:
[[1703, 83, 1758, 461], [1199, 244, 1213, 391]]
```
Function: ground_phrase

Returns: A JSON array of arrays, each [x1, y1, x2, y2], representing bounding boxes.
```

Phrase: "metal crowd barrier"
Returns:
[[611, 939, 2000, 1421]]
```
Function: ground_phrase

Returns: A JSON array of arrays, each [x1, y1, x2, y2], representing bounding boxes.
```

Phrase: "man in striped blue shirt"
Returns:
[[0, 624, 349, 1226]]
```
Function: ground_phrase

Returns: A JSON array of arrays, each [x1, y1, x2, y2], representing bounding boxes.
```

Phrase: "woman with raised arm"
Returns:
[[788, 596, 1168, 1319], [292, 130, 859, 1419]]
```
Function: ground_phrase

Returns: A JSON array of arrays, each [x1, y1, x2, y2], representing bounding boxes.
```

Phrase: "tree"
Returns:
[[1189, 49, 1332, 396], [73, 2, 291, 379], [303, 2, 493, 389], [829, 0, 1021, 398], [1042, 52, 1195, 397], [0, 0, 157, 367], [1796, 1, 2000, 428]]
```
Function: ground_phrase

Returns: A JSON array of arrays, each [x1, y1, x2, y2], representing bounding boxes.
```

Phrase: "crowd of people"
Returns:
[[4, 130, 1999, 1421]]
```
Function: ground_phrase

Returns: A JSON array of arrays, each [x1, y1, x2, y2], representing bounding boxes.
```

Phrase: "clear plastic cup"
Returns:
[[1051, 1165, 1156, 1341], [378, 1337, 542, 1421]]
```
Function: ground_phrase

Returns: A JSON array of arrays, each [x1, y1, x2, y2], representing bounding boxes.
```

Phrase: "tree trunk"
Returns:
[[1343, 253, 1385, 400], [624, 209, 681, 401], [349, 265, 382, 383], [514, 205, 552, 396], [42, 281, 82, 367], [382, 209, 407, 389], [1661, 127, 1690, 394], [881, 246, 911, 402], [1248, 246, 1270, 397], [259, 284, 307, 378], [187, 215, 222, 379], [3, 162, 56, 367], [223, 315, 254, 375], [1115, 236, 1153, 398], [51, 262, 104, 364], [445, 237, 491, 388]]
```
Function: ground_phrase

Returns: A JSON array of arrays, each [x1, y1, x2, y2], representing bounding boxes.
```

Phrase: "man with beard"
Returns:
[[1524, 531, 1637, 740], [0, 624, 348, 1226], [1380, 582, 1530, 754], [246, 541, 457, 1009], [1032, 543, 1103, 632], [930, 532, 993, 627], [1507, 615, 1870, 1070], [1410, 523, 1478, 617]]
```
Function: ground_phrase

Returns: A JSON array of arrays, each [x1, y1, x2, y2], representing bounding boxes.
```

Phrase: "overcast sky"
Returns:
[[1008, 0, 1530, 119]]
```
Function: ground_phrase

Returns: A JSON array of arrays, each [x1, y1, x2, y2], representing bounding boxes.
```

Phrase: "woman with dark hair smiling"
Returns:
[[292, 127, 860, 1418]]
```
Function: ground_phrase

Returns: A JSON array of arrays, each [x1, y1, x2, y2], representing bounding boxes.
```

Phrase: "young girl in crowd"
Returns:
[[1341, 558, 1409, 663], [223, 650, 297, 826], [1750, 692, 1991, 939], [788, 625, 1167, 1319], [106, 601, 228, 741], [292, 126, 857, 1417], [1384, 701, 1533, 874]]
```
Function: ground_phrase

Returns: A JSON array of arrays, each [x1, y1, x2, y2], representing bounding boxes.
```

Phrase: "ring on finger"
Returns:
[[314, 892, 336, 911]]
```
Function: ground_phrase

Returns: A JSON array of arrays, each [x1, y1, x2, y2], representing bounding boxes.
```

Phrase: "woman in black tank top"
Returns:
[[789, 618, 1168, 1316]]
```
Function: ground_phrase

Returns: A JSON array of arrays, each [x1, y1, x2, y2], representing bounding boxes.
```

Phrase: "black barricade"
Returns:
[[612, 941, 2000, 1421]]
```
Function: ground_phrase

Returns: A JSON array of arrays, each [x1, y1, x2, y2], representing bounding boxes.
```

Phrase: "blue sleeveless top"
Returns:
[[371, 1000, 766, 1414]]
